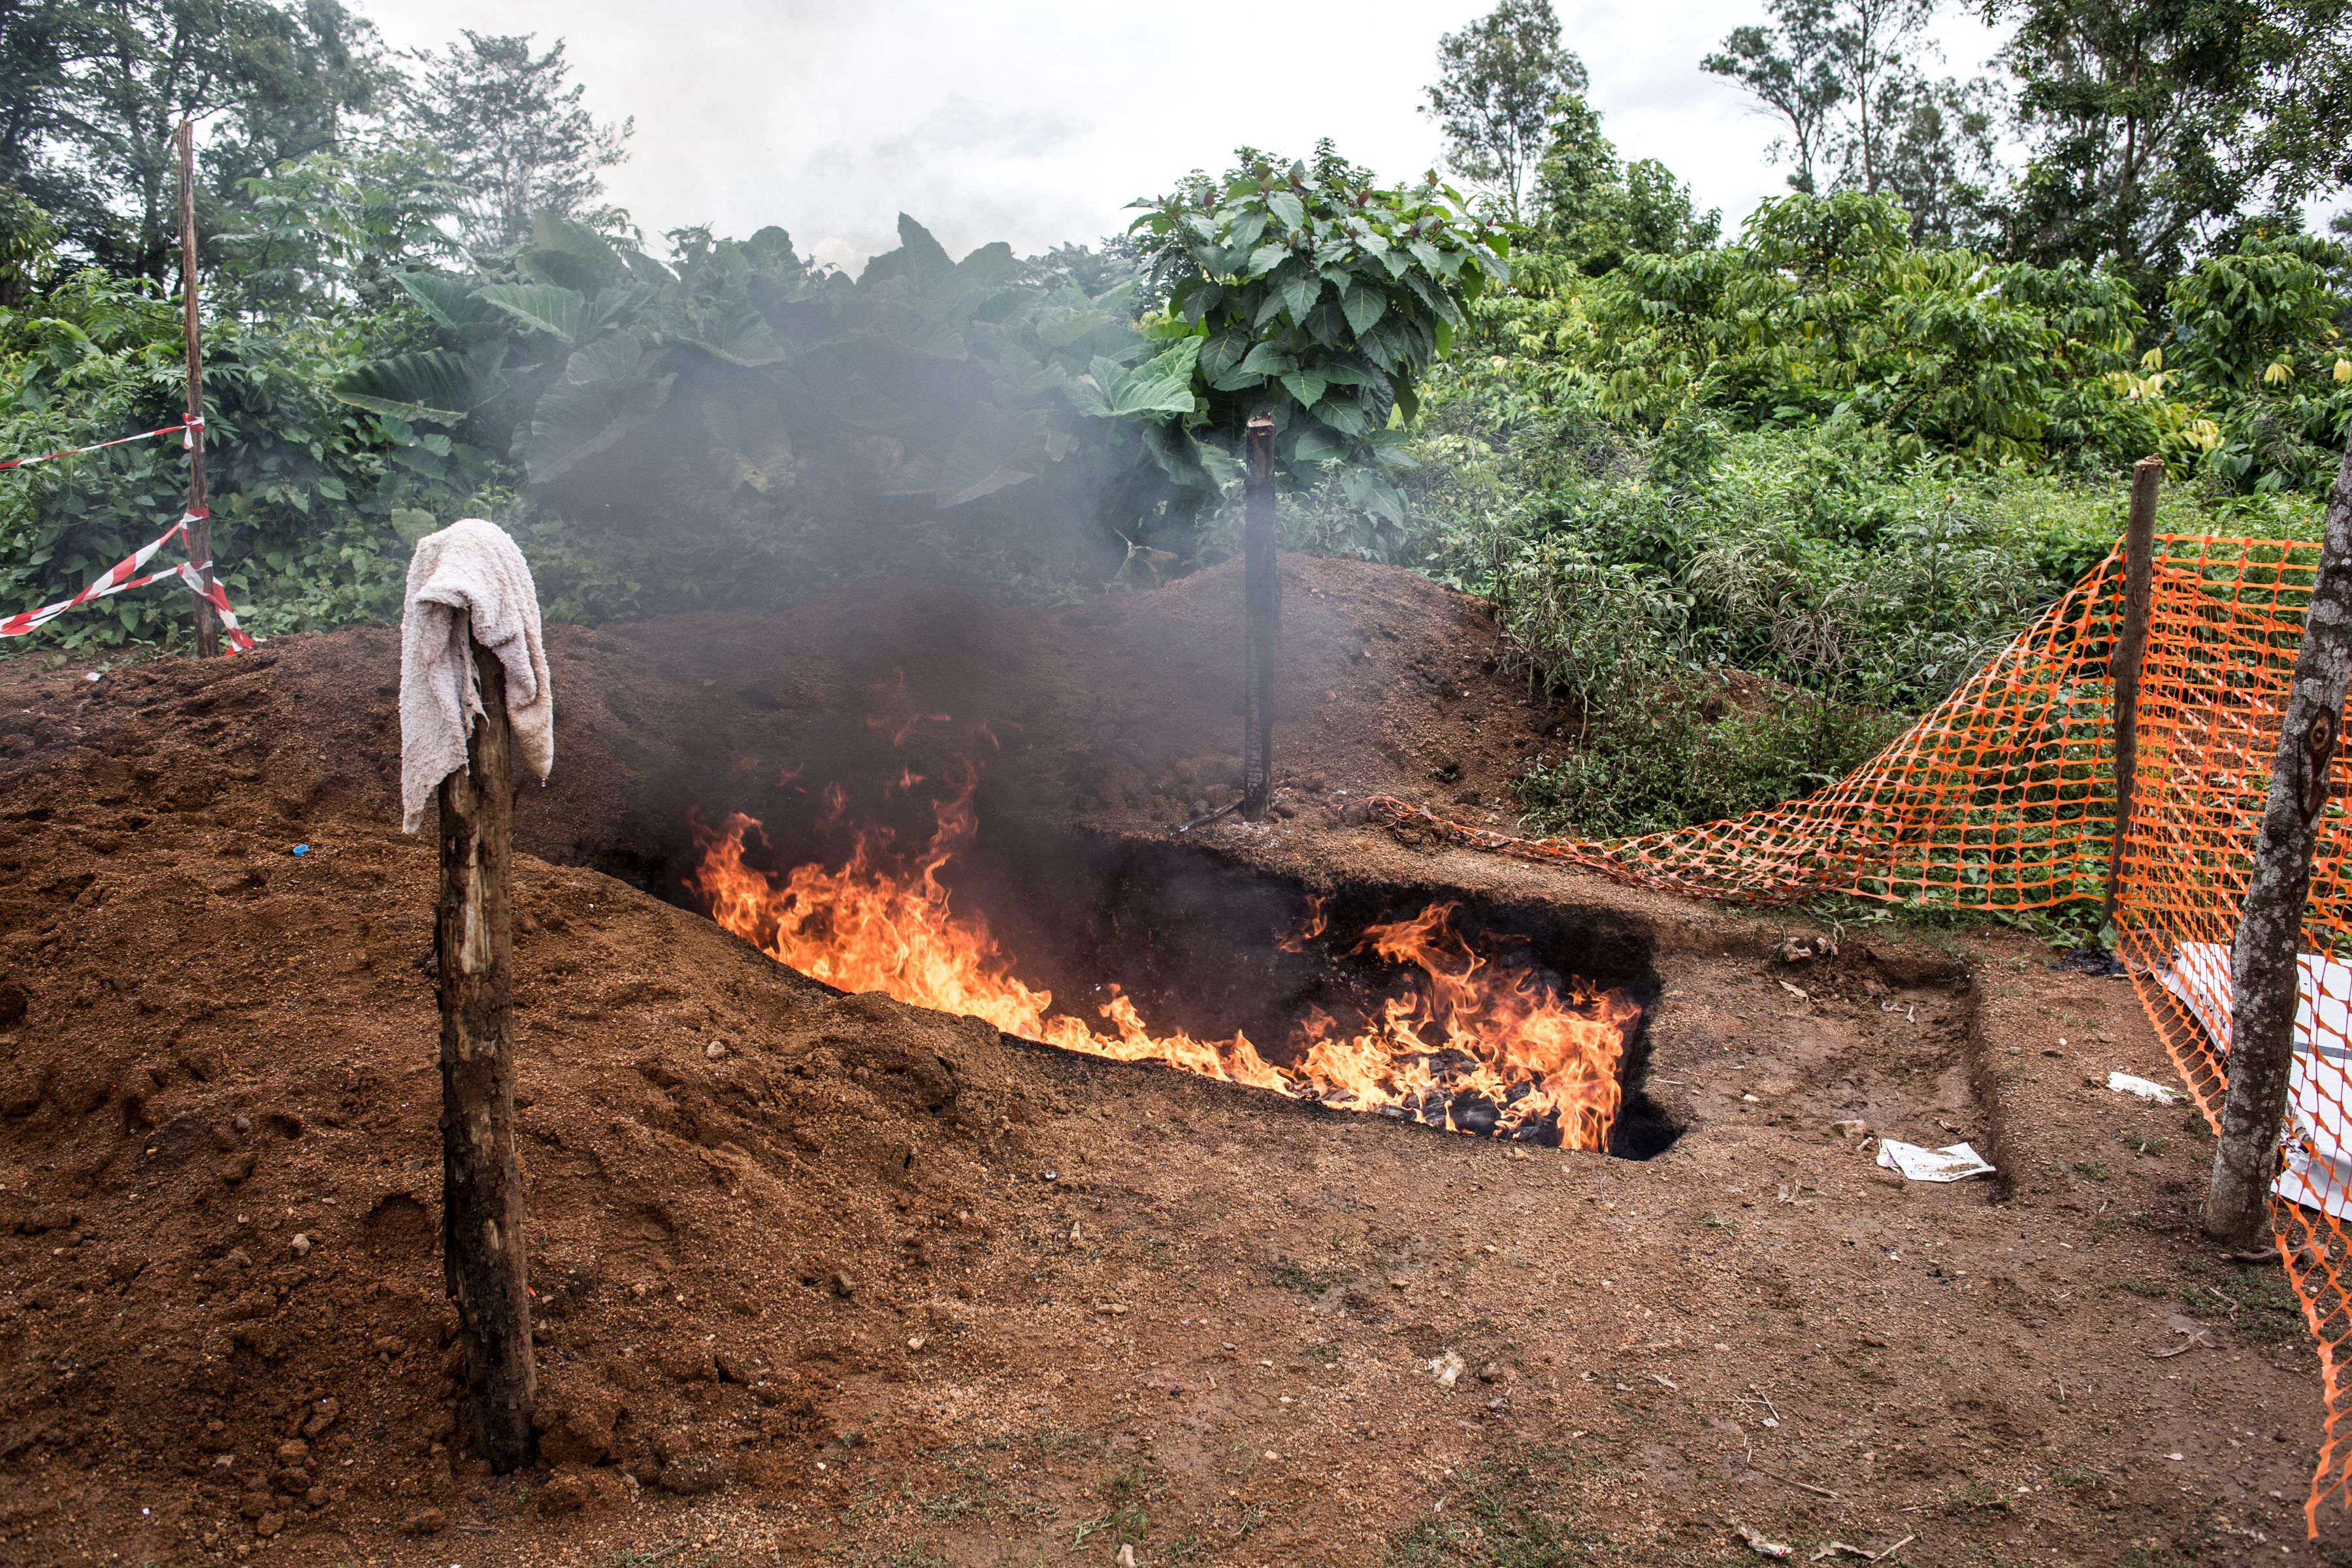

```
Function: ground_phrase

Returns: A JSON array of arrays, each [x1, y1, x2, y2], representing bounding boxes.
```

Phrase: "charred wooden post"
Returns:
[[2205, 432, 2352, 1249], [436, 635, 536, 1467], [172, 120, 216, 659], [1242, 412, 1278, 821], [2104, 456, 2164, 928]]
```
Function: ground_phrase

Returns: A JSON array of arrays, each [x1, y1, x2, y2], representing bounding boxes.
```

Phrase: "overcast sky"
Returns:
[[363, 0, 2014, 274]]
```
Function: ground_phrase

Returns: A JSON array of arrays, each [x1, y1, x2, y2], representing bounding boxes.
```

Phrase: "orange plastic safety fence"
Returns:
[[1369, 534, 2352, 1532]]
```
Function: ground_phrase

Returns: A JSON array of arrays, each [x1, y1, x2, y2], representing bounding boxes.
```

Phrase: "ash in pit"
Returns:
[[627, 767, 1675, 1158]]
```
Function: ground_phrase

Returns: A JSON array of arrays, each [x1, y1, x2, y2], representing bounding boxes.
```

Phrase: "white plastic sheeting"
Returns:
[[2156, 941, 2352, 1219]]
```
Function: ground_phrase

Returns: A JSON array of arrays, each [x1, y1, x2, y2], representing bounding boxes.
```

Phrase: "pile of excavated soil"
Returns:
[[0, 553, 2336, 1565]]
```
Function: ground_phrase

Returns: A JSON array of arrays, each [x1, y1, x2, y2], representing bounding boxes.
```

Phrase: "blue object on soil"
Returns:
[[291, 844, 308, 857]]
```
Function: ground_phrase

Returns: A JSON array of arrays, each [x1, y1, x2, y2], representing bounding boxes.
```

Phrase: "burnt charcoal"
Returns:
[[1508, 1111, 1562, 1147], [1449, 1093, 1499, 1136]]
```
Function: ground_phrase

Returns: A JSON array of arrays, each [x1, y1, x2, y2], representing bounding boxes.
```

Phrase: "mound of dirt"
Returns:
[[0, 555, 1563, 1562], [0, 553, 2327, 1565]]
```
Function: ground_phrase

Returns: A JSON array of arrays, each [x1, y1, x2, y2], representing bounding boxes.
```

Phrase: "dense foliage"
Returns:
[[1133, 145, 1507, 538]]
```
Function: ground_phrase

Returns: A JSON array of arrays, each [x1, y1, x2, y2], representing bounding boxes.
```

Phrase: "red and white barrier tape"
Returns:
[[176, 558, 255, 652], [0, 421, 192, 473], [0, 508, 254, 652]]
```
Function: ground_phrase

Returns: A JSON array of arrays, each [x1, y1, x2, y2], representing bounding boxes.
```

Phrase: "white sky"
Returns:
[[361, 0, 2016, 273]]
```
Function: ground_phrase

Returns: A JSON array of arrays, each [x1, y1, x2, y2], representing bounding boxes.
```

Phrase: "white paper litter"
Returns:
[[2107, 1071, 2186, 1104], [1874, 1139, 1996, 1182], [2155, 941, 2352, 1220]]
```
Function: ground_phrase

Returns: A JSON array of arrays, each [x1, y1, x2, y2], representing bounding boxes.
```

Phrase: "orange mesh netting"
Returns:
[[1370, 534, 2352, 1531]]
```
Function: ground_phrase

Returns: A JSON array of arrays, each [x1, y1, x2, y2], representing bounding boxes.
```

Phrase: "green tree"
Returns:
[[1132, 143, 1509, 531], [1874, 73, 2004, 244], [1988, 0, 2352, 292], [1, 0, 387, 280], [406, 31, 630, 255], [1530, 93, 1718, 272], [0, 182, 56, 306], [0, 1, 73, 197], [1578, 190, 2149, 465], [1422, 0, 1587, 223], [1823, 0, 1935, 195], [2162, 232, 2352, 492], [1707, 0, 1935, 197], [1704, 0, 1847, 193], [218, 137, 459, 310]]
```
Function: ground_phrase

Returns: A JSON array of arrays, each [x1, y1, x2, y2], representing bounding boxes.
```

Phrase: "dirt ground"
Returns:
[[0, 553, 2338, 1566]]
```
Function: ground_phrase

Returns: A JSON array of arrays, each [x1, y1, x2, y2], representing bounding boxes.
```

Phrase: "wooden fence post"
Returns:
[[1241, 412, 1278, 821], [172, 119, 217, 659], [2104, 456, 2164, 928], [437, 634, 536, 1467], [2204, 432, 2352, 1249]]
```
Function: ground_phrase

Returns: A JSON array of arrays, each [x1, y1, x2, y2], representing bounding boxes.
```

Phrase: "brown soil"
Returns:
[[0, 553, 2334, 1565]]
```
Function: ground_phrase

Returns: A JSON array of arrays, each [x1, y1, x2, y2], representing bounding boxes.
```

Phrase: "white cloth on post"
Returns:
[[399, 517, 554, 833]]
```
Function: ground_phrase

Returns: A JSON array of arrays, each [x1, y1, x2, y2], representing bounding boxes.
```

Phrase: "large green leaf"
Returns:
[[564, 332, 645, 387], [521, 246, 611, 295], [938, 404, 1036, 505], [1315, 397, 1369, 437], [395, 272, 506, 335], [1279, 269, 1322, 322], [1198, 333, 1254, 389], [956, 241, 1020, 290], [1080, 338, 1203, 418], [329, 350, 478, 419], [1116, 338, 1203, 415], [531, 210, 629, 280], [1059, 367, 1113, 417], [1341, 286, 1387, 336], [1290, 424, 1348, 463], [894, 214, 954, 275], [1236, 341, 1294, 377], [525, 374, 675, 483], [1245, 243, 1290, 279], [1036, 281, 1129, 350], [674, 306, 787, 367], [478, 282, 598, 344]]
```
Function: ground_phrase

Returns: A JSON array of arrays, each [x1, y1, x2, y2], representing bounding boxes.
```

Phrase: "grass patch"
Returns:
[[2178, 1260, 2304, 1343], [1382, 1457, 1601, 1567], [1026, 1422, 1099, 1458], [1267, 1258, 1358, 1296], [1071, 1464, 1164, 1550], [1943, 1480, 2014, 1517], [919, 1454, 1009, 1522]]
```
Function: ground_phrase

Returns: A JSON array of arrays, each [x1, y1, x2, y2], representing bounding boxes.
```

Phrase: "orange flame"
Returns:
[[688, 787, 1636, 1147]]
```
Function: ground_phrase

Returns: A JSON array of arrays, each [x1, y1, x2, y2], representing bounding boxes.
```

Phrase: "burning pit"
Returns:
[[664, 772, 1672, 1155]]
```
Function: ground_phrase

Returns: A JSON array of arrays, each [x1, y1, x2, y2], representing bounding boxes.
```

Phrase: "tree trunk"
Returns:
[[2104, 456, 2164, 927], [2204, 431, 2352, 1249], [1241, 413, 1279, 821], [437, 635, 536, 1469]]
